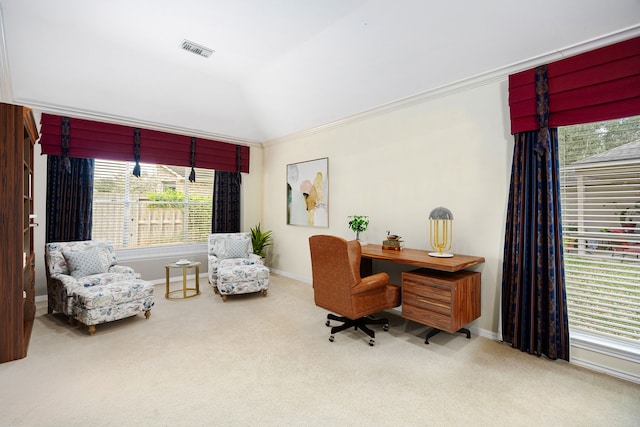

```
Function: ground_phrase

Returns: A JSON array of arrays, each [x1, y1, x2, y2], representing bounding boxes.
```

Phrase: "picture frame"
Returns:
[[286, 157, 328, 227]]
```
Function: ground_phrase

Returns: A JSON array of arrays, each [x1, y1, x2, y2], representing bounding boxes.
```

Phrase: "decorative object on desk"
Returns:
[[383, 230, 404, 250], [286, 157, 328, 227], [250, 222, 273, 259], [428, 206, 454, 257], [348, 215, 369, 244]]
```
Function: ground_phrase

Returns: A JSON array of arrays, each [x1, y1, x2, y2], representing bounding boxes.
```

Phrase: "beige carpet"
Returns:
[[1, 274, 639, 427]]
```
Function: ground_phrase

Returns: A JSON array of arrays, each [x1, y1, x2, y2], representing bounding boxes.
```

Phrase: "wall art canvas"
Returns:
[[287, 158, 328, 227]]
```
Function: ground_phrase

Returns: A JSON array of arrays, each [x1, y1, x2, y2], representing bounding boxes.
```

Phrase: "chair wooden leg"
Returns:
[[262, 289, 268, 297], [87, 325, 96, 336], [221, 294, 227, 302], [68, 316, 75, 326], [144, 310, 151, 319]]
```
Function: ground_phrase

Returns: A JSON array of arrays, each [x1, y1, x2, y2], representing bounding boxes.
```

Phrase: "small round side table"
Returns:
[[165, 261, 201, 299]]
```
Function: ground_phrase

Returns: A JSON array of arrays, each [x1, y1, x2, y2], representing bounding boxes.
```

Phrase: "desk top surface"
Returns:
[[360, 244, 485, 272]]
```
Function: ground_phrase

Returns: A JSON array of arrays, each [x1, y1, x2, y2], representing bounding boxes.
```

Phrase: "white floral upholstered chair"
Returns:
[[45, 240, 155, 335], [208, 232, 270, 301]]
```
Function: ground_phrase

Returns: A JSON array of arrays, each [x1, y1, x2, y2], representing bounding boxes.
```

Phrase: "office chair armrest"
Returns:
[[352, 272, 390, 294]]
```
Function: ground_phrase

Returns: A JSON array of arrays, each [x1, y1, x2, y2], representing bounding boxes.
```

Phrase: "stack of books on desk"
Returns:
[[382, 239, 404, 251]]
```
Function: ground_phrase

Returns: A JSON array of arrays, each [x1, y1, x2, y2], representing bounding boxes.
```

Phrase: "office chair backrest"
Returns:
[[309, 235, 361, 315]]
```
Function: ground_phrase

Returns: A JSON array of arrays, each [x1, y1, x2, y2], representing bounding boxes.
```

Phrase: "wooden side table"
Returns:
[[165, 261, 201, 299]]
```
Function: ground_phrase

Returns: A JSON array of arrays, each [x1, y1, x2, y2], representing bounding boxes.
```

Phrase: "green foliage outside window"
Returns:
[[558, 116, 640, 165]]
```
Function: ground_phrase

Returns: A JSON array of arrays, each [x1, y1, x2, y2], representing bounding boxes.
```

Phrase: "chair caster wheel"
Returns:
[[325, 320, 330, 327], [329, 335, 335, 342], [383, 324, 389, 331], [369, 339, 375, 347]]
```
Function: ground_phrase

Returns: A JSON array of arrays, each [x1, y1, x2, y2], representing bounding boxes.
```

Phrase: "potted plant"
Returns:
[[250, 223, 272, 259], [348, 215, 369, 242]]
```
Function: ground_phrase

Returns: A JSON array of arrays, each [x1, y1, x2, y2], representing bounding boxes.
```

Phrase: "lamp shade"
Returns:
[[429, 207, 454, 220]]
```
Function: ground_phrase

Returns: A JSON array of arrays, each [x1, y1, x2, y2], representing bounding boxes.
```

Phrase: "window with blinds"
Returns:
[[559, 116, 640, 345], [92, 160, 214, 249]]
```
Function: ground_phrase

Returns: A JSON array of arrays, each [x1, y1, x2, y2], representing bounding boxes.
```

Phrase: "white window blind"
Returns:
[[559, 116, 640, 344], [92, 160, 214, 249]]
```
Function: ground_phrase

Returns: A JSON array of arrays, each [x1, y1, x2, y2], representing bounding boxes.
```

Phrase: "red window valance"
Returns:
[[509, 36, 640, 134], [39, 113, 250, 173]]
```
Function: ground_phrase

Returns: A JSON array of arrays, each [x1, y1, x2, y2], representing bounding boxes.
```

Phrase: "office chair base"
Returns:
[[325, 313, 389, 346]]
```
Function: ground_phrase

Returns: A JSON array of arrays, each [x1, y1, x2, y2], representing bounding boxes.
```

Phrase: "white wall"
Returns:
[[262, 79, 513, 335], [260, 78, 640, 382]]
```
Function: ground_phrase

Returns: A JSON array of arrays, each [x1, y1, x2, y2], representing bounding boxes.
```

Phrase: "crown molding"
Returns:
[[265, 24, 640, 147], [16, 97, 262, 148]]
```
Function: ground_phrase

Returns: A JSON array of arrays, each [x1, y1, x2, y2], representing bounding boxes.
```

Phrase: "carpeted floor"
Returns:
[[1, 274, 639, 427]]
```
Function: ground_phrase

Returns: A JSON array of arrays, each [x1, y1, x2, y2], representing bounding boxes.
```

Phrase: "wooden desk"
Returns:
[[360, 244, 485, 274], [360, 244, 485, 344]]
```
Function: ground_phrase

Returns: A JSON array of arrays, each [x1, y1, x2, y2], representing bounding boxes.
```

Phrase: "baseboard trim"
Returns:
[[270, 268, 311, 284], [570, 357, 640, 384]]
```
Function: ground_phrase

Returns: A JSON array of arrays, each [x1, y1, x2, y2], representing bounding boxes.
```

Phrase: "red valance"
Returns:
[[509, 36, 640, 134], [39, 113, 250, 173]]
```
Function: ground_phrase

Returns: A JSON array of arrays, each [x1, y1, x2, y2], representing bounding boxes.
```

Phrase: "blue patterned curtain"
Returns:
[[501, 65, 570, 361], [45, 156, 95, 242], [212, 170, 241, 233]]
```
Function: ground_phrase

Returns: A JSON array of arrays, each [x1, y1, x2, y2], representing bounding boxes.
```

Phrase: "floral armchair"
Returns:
[[208, 233, 270, 301], [45, 240, 155, 335]]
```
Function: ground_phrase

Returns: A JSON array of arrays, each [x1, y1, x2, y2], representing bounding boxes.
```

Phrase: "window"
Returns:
[[92, 160, 214, 250], [559, 116, 640, 345], [162, 181, 176, 192]]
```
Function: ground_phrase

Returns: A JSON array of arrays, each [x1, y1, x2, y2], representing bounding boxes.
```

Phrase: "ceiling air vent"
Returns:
[[180, 39, 214, 58]]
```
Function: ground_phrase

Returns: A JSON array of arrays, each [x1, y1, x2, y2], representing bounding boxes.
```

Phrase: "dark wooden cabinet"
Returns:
[[1, 102, 37, 363], [402, 268, 481, 336]]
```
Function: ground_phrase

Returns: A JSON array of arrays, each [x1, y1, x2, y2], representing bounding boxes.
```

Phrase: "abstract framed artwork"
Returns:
[[287, 157, 328, 227]]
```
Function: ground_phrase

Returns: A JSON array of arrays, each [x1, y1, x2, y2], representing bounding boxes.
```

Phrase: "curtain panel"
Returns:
[[39, 113, 250, 173], [212, 171, 241, 233], [509, 36, 640, 133], [45, 156, 95, 243], [501, 129, 569, 360], [502, 65, 570, 361]]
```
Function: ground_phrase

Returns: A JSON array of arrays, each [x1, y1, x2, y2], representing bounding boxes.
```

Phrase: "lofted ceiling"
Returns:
[[1, 0, 639, 144]]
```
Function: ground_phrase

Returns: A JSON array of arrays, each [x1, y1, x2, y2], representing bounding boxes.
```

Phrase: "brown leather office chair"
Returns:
[[309, 235, 401, 346]]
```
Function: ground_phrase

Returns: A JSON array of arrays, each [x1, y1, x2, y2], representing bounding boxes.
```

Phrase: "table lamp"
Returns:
[[428, 207, 453, 257]]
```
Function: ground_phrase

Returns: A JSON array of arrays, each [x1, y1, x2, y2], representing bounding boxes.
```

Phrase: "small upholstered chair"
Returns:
[[208, 232, 270, 301], [45, 240, 155, 335], [309, 235, 401, 346]]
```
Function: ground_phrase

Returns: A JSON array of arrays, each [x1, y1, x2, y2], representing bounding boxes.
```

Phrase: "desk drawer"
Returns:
[[402, 279, 452, 303], [403, 303, 452, 331], [402, 290, 451, 315]]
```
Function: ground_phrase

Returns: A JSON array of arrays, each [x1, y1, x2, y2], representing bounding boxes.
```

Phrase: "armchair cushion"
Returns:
[[220, 238, 251, 259], [62, 245, 111, 279]]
